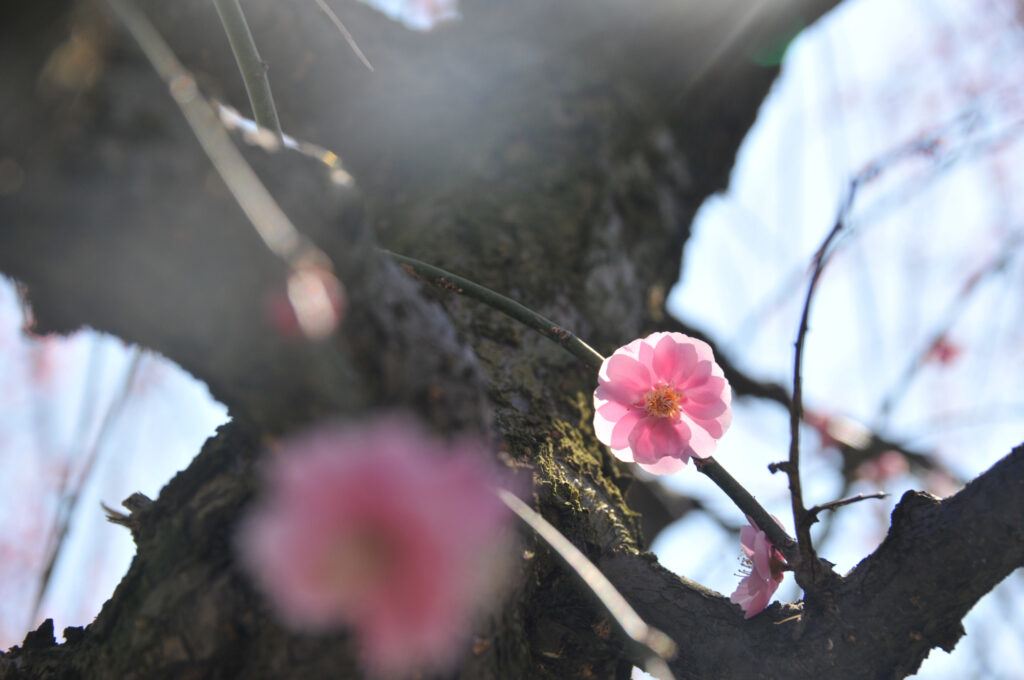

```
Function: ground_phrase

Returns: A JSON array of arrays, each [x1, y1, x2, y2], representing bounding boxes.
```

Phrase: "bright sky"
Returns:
[[0, 284, 227, 647]]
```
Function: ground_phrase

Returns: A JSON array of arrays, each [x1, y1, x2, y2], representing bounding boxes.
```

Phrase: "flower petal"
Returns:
[[731, 573, 774, 618], [596, 399, 631, 421], [686, 335, 716, 364], [595, 379, 644, 410], [602, 354, 653, 396], [636, 334, 659, 367], [739, 525, 758, 558], [730, 515, 790, 618], [680, 418, 718, 458], [684, 376, 728, 404], [678, 359, 713, 390], [652, 333, 698, 385], [637, 455, 688, 474], [608, 409, 644, 450], [627, 418, 689, 464], [680, 398, 729, 421], [752, 531, 773, 579]]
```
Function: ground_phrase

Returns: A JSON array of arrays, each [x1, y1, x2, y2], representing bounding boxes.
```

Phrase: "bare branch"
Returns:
[[785, 185, 857, 589], [693, 457, 799, 564], [604, 443, 1024, 679], [313, 0, 374, 72], [808, 491, 888, 521], [106, 0, 343, 340], [212, 0, 282, 136]]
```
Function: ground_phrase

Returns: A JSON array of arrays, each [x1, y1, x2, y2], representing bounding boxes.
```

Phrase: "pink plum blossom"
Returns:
[[236, 417, 513, 677], [593, 332, 732, 474], [264, 264, 346, 341], [855, 449, 909, 485], [803, 410, 871, 452], [730, 515, 788, 618]]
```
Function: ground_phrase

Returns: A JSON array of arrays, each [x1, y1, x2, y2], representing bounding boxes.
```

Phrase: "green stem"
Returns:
[[385, 250, 605, 371], [212, 0, 283, 137]]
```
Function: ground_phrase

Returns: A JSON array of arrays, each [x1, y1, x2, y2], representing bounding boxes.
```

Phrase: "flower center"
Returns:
[[322, 528, 394, 595], [644, 384, 682, 418]]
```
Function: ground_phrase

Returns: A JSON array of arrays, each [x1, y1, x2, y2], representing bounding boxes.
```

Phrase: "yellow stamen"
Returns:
[[644, 384, 681, 418]]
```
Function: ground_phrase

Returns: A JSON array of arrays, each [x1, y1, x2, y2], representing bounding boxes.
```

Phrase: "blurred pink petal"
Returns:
[[855, 449, 909, 485], [264, 265, 347, 341], [730, 515, 787, 618], [285, 265, 346, 340], [926, 335, 963, 366], [593, 332, 732, 474], [236, 417, 513, 677], [804, 410, 872, 452]]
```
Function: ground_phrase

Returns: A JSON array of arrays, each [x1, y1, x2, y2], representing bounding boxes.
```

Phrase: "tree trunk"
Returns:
[[1, 1, 1020, 678]]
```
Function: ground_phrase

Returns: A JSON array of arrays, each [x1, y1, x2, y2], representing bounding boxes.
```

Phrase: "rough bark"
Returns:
[[1, 1, 1019, 679], [604, 444, 1024, 679]]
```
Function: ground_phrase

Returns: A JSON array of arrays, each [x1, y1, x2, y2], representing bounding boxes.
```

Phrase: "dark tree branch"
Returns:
[[693, 457, 799, 563], [604, 443, 1024, 680]]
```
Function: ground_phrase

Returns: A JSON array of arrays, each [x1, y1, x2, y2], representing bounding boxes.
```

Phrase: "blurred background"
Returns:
[[2, 0, 1022, 677]]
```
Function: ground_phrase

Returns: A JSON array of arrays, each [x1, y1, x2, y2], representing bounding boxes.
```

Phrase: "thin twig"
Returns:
[[667, 320, 793, 410], [105, 0, 343, 339], [215, 103, 355, 186], [808, 492, 888, 521], [693, 457, 798, 564], [27, 340, 105, 631], [313, 0, 374, 72], [498, 490, 677, 680], [31, 349, 143, 623], [212, 0, 282, 136], [106, 0, 300, 260], [385, 250, 606, 371], [875, 228, 1024, 426], [785, 185, 858, 584]]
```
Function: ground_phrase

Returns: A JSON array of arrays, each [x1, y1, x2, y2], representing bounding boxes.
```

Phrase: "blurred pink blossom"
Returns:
[[236, 418, 513, 677], [803, 410, 872, 452], [730, 515, 788, 619], [593, 332, 732, 474], [855, 449, 910, 485], [926, 335, 963, 366], [264, 264, 346, 341]]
